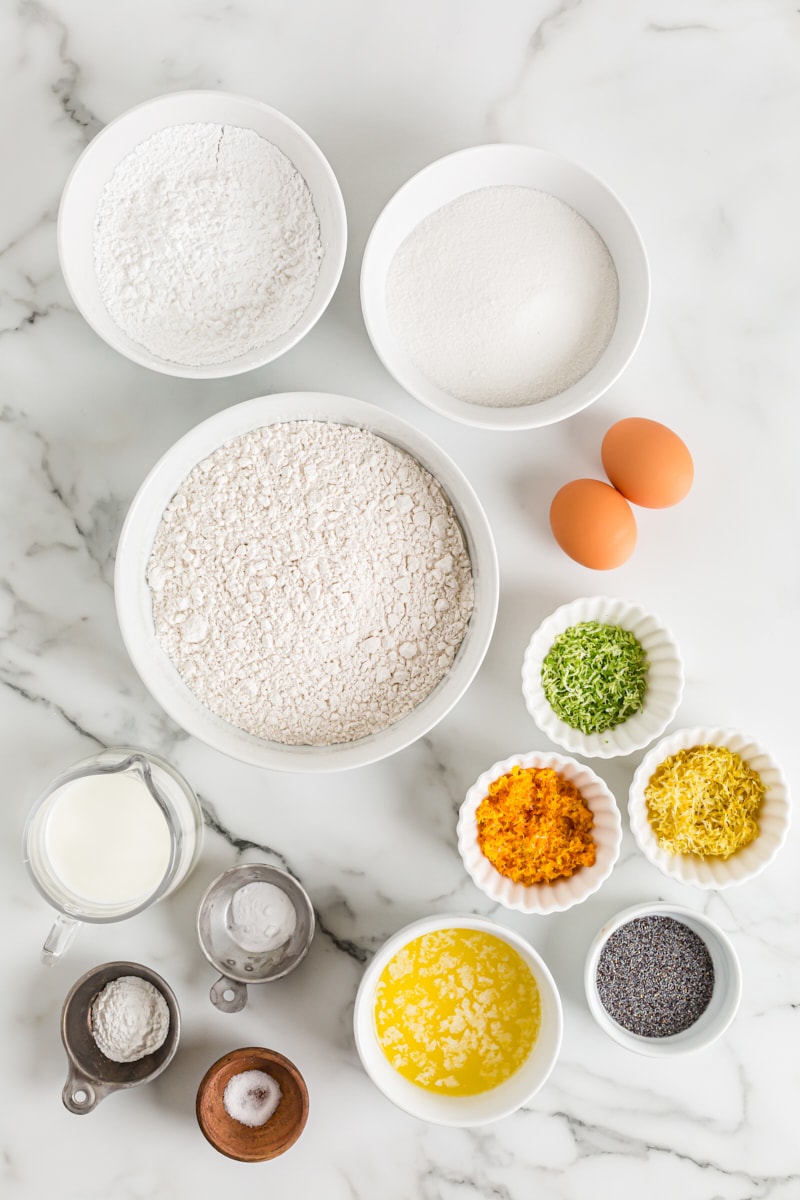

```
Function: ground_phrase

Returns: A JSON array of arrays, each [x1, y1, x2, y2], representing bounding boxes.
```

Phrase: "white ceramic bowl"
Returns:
[[361, 144, 649, 430], [628, 727, 790, 889], [353, 914, 562, 1126], [115, 392, 499, 773], [584, 901, 742, 1056], [58, 90, 347, 378], [522, 596, 684, 759], [457, 751, 622, 914]]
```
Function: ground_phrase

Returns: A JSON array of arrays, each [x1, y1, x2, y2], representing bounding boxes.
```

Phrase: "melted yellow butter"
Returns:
[[374, 927, 540, 1095]]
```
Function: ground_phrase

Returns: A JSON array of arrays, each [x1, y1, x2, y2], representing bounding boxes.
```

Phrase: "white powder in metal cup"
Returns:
[[93, 122, 324, 367], [385, 185, 619, 407], [228, 881, 297, 953], [90, 975, 170, 1063], [147, 421, 474, 746]]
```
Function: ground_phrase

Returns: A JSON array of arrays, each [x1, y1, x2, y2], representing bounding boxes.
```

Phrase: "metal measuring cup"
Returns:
[[60, 961, 180, 1114], [197, 864, 315, 1013]]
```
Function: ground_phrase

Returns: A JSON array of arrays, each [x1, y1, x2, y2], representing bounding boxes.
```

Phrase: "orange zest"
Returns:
[[476, 765, 596, 885]]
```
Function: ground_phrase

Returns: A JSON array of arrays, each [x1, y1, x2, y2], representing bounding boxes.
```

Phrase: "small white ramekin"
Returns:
[[456, 751, 622, 915], [628, 727, 790, 889], [58, 90, 346, 378], [522, 595, 684, 759], [353, 914, 562, 1126], [584, 901, 742, 1056]]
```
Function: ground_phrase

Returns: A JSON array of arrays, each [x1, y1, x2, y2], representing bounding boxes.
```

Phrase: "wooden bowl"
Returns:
[[196, 1047, 309, 1162]]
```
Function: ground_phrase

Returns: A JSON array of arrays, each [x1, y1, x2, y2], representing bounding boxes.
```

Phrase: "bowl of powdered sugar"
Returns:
[[361, 144, 649, 430], [58, 90, 346, 377], [115, 392, 498, 771]]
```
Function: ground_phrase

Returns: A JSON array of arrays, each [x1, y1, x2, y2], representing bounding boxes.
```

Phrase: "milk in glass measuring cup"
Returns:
[[23, 747, 203, 963]]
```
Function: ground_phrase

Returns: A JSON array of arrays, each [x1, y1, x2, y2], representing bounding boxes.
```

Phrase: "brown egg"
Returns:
[[601, 417, 693, 508], [550, 479, 637, 569]]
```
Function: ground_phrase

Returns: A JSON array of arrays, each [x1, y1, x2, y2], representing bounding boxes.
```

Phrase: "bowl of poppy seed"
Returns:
[[456, 750, 622, 915], [522, 595, 684, 759], [584, 901, 742, 1055]]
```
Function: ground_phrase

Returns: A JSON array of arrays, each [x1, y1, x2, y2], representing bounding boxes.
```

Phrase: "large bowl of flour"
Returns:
[[58, 91, 346, 378], [361, 144, 649, 430], [115, 393, 499, 772]]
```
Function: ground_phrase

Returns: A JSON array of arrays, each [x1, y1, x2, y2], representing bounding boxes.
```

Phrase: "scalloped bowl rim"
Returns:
[[457, 750, 622, 914], [522, 595, 685, 759], [628, 727, 791, 889]]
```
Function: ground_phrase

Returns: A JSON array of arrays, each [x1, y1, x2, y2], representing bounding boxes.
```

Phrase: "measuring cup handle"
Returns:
[[62, 1066, 111, 1114], [42, 914, 79, 965], [210, 974, 248, 1013]]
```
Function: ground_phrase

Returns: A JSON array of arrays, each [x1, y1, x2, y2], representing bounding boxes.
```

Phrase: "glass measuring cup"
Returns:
[[23, 747, 203, 964]]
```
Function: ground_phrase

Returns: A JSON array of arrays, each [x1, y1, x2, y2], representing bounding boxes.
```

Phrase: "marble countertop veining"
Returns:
[[2, 2, 799, 1197]]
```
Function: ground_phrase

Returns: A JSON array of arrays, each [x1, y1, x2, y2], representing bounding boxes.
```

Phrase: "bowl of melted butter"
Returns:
[[353, 914, 562, 1125]]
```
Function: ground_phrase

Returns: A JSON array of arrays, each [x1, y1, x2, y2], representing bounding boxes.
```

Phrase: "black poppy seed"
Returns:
[[595, 915, 715, 1038]]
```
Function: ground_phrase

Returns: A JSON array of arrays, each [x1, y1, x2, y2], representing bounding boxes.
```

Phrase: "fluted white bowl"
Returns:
[[628, 727, 790, 889], [457, 751, 622, 915], [522, 595, 684, 759]]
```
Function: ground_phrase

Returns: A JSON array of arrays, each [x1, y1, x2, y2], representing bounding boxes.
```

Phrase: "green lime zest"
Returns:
[[541, 621, 648, 735]]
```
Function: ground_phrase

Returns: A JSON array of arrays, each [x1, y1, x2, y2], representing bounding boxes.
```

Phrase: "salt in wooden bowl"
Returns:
[[195, 1047, 309, 1162]]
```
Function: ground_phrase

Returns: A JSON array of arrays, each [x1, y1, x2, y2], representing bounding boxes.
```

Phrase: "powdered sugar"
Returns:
[[93, 123, 323, 367], [386, 185, 619, 407], [147, 421, 474, 746]]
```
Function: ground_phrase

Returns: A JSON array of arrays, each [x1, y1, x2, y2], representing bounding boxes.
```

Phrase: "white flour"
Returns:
[[386, 185, 619, 407], [91, 975, 170, 1063], [93, 123, 323, 367], [147, 421, 474, 746]]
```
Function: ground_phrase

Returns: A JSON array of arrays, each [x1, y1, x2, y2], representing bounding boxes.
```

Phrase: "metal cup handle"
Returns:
[[62, 1066, 114, 1115], [209, 974, 248, 1013]]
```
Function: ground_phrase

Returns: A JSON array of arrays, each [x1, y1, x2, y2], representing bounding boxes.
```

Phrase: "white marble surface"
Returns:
[[2, 1, 799, 1196]]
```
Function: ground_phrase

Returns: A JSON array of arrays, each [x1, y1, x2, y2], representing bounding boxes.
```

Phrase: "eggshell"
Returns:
[[601, 417, 693, 508], [549, 479, 637, 569]]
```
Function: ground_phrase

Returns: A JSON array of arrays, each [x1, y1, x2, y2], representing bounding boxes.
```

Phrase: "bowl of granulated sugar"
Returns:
[[58, 90, 346, 378], [115, 391, 499, 772], [361, 144, 649, 430]]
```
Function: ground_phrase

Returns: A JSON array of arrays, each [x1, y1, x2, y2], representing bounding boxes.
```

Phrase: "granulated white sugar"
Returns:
[[386, 185, 619, 407], [147, 421, 474, 746], [93, 123, 323, 367]]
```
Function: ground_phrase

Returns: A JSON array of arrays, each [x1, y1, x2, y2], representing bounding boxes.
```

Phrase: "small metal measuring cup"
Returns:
[[60, 961, 180, 1114], [197, 864, 315, 1013]]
